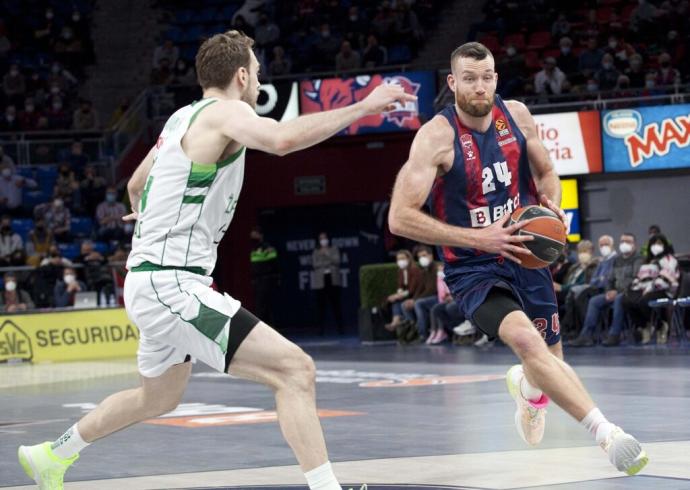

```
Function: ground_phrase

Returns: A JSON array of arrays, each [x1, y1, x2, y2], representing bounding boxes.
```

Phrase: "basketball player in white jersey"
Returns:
[[17, 31, 414, 490]]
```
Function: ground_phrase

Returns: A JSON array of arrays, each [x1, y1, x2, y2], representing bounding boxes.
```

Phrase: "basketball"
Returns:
[[510, 205, 567, 269]]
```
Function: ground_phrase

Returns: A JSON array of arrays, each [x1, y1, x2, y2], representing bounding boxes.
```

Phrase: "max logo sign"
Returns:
[[0, 320, 33, 362]]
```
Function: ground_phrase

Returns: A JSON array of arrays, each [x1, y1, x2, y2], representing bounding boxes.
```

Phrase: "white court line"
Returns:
[[3, 440, 689, 489]]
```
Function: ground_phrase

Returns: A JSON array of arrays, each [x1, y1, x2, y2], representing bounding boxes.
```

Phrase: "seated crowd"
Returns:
[[380, 224, 683, 347]]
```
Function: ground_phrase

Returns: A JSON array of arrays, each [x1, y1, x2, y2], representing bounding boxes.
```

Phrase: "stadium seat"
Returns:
[[527, 31, 551, 51], [478, 34, 501, 54], [11, 218, 34, 241], [505, 33, 526, 50], [70, 217, 94, 238], [93, 241, 110, 255], [22, 190, 48, 211], [58, 243, 81, 260]]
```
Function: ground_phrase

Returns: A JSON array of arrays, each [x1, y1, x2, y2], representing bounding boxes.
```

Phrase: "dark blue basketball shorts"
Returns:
[[444, 258, 561, 345]]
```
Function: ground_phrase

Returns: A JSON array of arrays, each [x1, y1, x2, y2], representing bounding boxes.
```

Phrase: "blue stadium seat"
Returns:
[[58, 243, 81, 260], [22, 190, 48, 210], [70, 217, 94, 238], [93, 241, 109, 255], [387, 45, 412, 64], [11, 218, 34, 241], [17, 166, 35, 179]]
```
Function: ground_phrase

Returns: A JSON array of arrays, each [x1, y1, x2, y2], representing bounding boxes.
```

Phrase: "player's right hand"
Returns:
[[475, 214, 535, 264], [360, 83, 417, 115], [122, 210, 139, 222]]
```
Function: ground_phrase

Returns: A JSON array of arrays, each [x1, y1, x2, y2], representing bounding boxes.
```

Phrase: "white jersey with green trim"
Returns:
[[126, 98, 245, 274]]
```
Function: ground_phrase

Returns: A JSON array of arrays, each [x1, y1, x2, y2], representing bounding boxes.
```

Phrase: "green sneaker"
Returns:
[[18, 441, 78, 489]]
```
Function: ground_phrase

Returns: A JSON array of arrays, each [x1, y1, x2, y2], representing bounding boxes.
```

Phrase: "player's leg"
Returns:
[[228, 314, 343, 489], [492, 293, 647, 474]]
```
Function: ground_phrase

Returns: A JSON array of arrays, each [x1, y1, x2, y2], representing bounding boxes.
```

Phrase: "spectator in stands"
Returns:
[[584, 78, 600, 96], [0, 272, 34, 312], [534, 57, 567, 95], [641, 72, 662, 96], [579, 37, 604, 79], [0, 164, 36, 215], [54, 266, 87, 308], [108, 97, 130, 127], [34, 198, 71, 242], [556, 37, 578, 78], [384, 249, 420, 331], [342, 6, 367, 49], [54, 164, 80, 211], [250, 226, 279, 325], [75, 240, 112, 302], [40, 245, 72, 268], [2, 64, 25, 106], [613, 75, 634, 99], [254, 12, 281, 51], [429, 264, 467, 344], [80, 165, 106, 211], [33, 245, 70, 307], [553, 240, 598, 307], [312, 231, 343, 335], [411, 245, 439, 340], [67, 140, 90, 174], [26, 70, 47, 104], [0, 215, 23, 266], [96, 187, 126, 242], [570, 233, 643, 347], [394, 2, 424, 48], [371, 4, 396, 43], [362, 34, 386, 68], [72, 99, 99, 130], [0, 145, 15, 171], [656, 52, 681, 86], [335, 41, 361, 73], [314, 23, 340, 69], [625, 54, 646, 88], [0, 105, 19, 132], [616, 233, 679, 345], [268, 46, 291, 76], [151, 57, 174, 86], [47, 96, 71, 129], [55, 26, 84, 74], [33, 8, 58, 52], [605, 36, 635, 68], [172, 60, 195, 85], [48, 62, 77, 94], [152, 39, 179, 70], [551, 13, 571, 40], [595, 53, 621, 91], [561, 235, 617, 340], [18, 97, 41, 131], [629, 0, 662, 41], [496, 44, 526, 97], [26, 219, 54, 267]]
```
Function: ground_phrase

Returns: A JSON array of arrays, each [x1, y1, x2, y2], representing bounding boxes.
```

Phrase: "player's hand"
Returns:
[[122, 209, 139, 222], [475, 213, 534, 265], [360, 83, 417, 115], [539, 194, 567, 224]]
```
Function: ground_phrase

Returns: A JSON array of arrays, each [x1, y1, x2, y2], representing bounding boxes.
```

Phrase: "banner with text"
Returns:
[[299, 71, 435, 135], [602, 104, 690, 172], [533, 111, 602, 176], [0, 308, 137, 363]]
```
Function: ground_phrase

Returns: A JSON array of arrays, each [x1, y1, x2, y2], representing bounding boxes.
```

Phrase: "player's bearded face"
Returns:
[[452, 57, 497, 117], [456, 89, 495, 117]]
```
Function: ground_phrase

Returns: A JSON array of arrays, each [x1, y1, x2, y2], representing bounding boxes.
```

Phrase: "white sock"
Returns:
[[580, 407, 615, 444], [305, 461, 342, 490], [51, 423, 90, 459], [511, 365, 543, 401]]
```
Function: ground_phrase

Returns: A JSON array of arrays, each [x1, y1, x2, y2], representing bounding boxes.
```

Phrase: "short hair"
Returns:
[[576, 239, 593, 252], [413, 244, 433, 256], [196, 30, 254, 91], [622, 232, 636, 241], [450, 42, 493, 67]]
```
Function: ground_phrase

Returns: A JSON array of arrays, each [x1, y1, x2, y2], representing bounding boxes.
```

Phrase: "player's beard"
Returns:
[[241, 86, 258, 109], [456, 91, 495, 117]]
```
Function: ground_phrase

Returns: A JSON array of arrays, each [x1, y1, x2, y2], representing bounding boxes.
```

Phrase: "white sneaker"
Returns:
[[473, 333, 490, 346], [601, 426, 648, 475], [453, 320, 476, 336], [506, 365, 548, 446]]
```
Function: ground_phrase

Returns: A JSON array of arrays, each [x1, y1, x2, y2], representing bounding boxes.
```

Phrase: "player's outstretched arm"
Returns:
[[123, 145, 156, 221], [219, 84, 416, 156], [389, 117, 535, 264]]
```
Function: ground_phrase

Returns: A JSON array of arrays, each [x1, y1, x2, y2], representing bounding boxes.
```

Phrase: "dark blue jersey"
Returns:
[[428, 95, 540, 266]]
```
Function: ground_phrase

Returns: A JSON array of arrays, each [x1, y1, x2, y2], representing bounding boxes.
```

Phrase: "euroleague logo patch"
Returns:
[[495, 118, 510, 137]]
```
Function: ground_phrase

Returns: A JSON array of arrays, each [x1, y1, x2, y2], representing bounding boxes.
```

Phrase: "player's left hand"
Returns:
[[540, 194, 567, 224], [123, 210, 139, 222]]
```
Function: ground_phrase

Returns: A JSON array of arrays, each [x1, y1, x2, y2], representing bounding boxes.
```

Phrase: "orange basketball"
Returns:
[[510, 205, 567, 269]]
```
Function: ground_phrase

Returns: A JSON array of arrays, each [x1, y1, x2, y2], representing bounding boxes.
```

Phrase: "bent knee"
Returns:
[[279, 348, 316, 391], [499, 318, 547, 358]]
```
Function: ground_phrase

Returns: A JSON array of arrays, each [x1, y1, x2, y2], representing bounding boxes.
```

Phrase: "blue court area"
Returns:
[[1, 340, 689, 489]]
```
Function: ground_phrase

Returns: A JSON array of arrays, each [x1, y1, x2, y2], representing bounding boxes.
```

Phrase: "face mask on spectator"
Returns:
[[52, 101, 62, 110], [561, 46, 570, 54], [602, 61, 613, 70], [506, 47, 516, 56], [587, 83, 598, 92], [25, 104, 35, 113], [599, 245, 612, 257], [650, 244, 664, 256], [64, 274, 76, 285], [619, 242, 633, 254], [437, 270, 445, 279], [51, 85, 61, 95], [418, 256, 432, 267], [1, 168, 11, 178], [5, 114, 14, 122], [396, 259, 409, 270], [5, 281, 16, 292], [645, 80, 655, 89], [608, 41, 618, 49], [72, 12, 81, 22], [578, 252, 592, 264], [319, 239, 328, 247], [54, 199, 64, 208], [106, 193, 116, 203]]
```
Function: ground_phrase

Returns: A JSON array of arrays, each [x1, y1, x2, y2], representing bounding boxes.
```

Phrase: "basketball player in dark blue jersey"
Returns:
[[389, 42, 647, 476]]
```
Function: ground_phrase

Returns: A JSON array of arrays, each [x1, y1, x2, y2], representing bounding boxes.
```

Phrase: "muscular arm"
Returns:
[[126, 146, 155, 213], [506, 100, 562, 207], [218, 84, 415, 156]]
